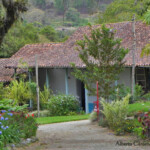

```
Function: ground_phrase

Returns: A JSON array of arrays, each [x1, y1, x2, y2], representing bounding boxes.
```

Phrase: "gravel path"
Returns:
[[17, 120, 150, 150]]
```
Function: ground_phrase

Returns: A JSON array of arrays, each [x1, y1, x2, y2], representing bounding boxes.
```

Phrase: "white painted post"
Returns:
[[132, 14, 136, 100], [13, 68, 16, 79], [85, 88, 89, 114], [115, 80, 118, 86], [35, 55, 40, 117], [65, 68, 69, 95], [29, 71, 32, 108]]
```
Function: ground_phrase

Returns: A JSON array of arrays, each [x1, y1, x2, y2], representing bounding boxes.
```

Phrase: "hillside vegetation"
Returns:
[[0, 0, 114, 58], [24, 0, 114, 27], [97, 0, 150, 24]]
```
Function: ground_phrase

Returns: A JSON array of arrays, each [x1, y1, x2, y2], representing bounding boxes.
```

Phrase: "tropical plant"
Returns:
[[144, 10, 150, 24], [5, 80, 31, 105], [89, 111, 97, 122], [27, 81, 37, 100], [134, 84, 144, 101], [39, 85, 53, 110], [0, 83, 5, 100], [101, 94, 130, 135], [40, 85, 52, 103], [72, 25, 128, 100]]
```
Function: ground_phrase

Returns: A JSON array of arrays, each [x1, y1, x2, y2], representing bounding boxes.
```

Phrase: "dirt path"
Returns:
[[17, 120, 150, 150]]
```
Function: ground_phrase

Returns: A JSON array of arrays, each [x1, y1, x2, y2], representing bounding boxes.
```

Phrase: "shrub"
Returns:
[[134, 84, 144, 101], [65, 8, 80, 22], [39, 85, 53, 110], [123, 119, 136, 133], [5, 80, 31, 104], [47, 94, 80, 116], [110, 85, 131, 101], [89, 111, 97, 122], [23, 114, 38, 138], [101, 94, 130, 135], [133, 127, 146, 139], [40, 26, 58, 42], [99, 118, 108, 127]]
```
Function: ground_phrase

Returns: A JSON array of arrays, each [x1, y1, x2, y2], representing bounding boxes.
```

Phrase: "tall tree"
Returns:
[[97, 0, 150, 24], [0, 0, 28, 45], [140, 6, 150, 62], [0, 23, 40, 58], [72, 25, 128, 100]]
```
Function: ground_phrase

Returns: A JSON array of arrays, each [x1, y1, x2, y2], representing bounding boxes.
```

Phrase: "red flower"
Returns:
[[28, 114, 29, 117], [32, 114, 34, 117], [25, 116, 27, 119]]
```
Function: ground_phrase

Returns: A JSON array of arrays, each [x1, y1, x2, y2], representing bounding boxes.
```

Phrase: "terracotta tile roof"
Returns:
[[0, 59, 28, 82], [0, 59, 13, 82], [6, 21, 150, 68]]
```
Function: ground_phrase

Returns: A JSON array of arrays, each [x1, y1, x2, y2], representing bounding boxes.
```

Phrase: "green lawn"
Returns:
[[128, 101, 150, 113], [36, 114, 89, 125]]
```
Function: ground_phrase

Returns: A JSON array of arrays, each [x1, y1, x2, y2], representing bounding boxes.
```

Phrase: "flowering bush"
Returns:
[[0, 110, 22, 149], [0, 110, 38, 149]]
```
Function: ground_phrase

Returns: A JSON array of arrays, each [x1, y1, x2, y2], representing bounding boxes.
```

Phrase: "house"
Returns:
[[4, 21, 150, 113]]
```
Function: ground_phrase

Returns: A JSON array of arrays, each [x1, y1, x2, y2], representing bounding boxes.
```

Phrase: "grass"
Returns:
[[36, 114, 89, 125], [128, 101, 150, 113]]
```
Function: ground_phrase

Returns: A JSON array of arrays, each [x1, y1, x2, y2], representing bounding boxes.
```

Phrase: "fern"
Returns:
[[5, 80, 31, 104], [144, 10, 150, 24], [101, 94, 130, 129], [40, 85, 53, 103]]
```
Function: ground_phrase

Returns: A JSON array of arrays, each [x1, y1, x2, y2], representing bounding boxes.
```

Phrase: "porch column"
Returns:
[[46, 69, 49, 89], [115, 80, 118, 86], [65, 68, 69, 95], [13, 68, 16, 79], [85, 88, 89, 114], [29, 71, 32, 108]]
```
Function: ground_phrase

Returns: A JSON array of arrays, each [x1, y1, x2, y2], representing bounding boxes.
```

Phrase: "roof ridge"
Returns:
[[23, 42, 63, 47]]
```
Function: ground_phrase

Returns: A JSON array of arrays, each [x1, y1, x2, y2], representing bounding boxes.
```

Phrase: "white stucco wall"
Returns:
[[47, 68, 78, 96], [34, 67, 132, 113], [87, 67, 132, 112], [118, 67, 132, 88], [68, 69, 78, 96]]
